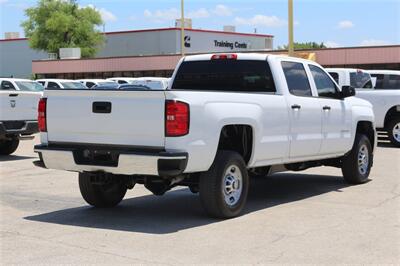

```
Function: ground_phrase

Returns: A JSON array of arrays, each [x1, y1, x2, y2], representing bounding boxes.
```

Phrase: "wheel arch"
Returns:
[[384, 105, 400, 129], [355, 120, 376, 152], [216, 124, 255, 166]]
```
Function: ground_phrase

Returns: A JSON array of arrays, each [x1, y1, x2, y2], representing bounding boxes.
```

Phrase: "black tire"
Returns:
[[0, 138, 19, 155], [341, 134, 373, 184], [199, 150, 249, 219], [79, 172, 127, 208], [387, 116, 400, 147]]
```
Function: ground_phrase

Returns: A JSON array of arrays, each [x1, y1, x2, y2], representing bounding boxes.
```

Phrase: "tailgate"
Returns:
[[0, 91, 42, 121], [45, 90, 166, 147]]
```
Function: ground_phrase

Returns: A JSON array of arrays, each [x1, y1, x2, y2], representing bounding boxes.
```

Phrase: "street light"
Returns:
[[288, 0, 294, 56], [180, 0, 185, 56]]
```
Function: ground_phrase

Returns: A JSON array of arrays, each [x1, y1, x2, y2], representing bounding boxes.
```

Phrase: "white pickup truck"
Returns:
[[34, 54, 376, 218], [327, 68, 400, 147], [0, 78, 43, 155]]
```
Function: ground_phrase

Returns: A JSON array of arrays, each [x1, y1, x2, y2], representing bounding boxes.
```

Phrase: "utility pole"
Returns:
[[288, 0, 294, 56], [180, 0, 185, 56]]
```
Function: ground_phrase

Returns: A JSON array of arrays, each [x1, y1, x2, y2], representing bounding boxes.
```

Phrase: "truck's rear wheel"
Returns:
[[199, 150, 249, 218], [0, 138, 19, 155], [387, 116, 400, 147], [79, 172, 127, 208], [341, 134, 372, 184]]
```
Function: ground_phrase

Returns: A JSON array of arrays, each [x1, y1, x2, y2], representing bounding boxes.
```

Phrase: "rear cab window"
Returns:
[[171, 59, 276, 93]]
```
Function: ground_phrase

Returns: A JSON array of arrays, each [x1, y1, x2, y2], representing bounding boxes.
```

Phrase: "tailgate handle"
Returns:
[[92, 102, 112, 113]]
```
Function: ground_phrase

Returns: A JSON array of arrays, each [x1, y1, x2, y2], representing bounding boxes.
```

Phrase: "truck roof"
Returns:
[[183, 53, 319, 66], [365, 70, 400, 75], [325, 68, 367, 73]]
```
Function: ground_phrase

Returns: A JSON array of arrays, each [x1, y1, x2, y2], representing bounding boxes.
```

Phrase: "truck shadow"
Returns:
[[0, 155, 36, 162], [25, 173, 349, 234]]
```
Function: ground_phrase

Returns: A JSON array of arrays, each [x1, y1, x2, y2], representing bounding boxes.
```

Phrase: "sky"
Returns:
[[0, 0, 399, 48]]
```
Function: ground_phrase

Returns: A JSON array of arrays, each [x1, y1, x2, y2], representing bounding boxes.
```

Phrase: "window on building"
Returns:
[[310, 65, 338, 98], [281, 61, 312, 96]]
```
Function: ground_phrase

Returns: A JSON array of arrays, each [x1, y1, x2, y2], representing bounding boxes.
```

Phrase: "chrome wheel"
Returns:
[[392, 122, 400, 143], [222, 165, 243, 206], [358, 144, 369, 175]]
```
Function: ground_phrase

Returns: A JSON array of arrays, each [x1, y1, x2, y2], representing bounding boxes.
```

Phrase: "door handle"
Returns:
[[323, 106, 331, 111], [92, 102, 112, 113], [291, 104, 301, 110]]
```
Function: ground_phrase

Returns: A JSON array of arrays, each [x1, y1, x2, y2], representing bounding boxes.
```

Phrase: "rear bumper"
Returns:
[[0, 121, 38, 137], [34, 144, 188, 177]]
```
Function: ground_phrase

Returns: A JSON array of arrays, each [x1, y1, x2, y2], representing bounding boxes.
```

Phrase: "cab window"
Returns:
[[281, 61, 312, 97], [47, 82, 60, 89], [1, 81, 16, 90], [350, 72, 373, 88], [310, 65, 338, 98], [328, 72, 339, 84], [387, 74, 400, 89], [86, 82, 96, 88]]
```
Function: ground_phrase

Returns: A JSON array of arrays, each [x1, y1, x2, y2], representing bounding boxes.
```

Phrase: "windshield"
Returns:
[[131, 80, 164, 90], [60, 82, 87, 89], [97, 81, 118, 86], [350, 72, 373, 88], [15, 81, 44, 91]]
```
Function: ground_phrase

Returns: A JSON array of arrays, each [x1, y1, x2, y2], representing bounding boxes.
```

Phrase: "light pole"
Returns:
[[288, 0, 294, 56], [180, 0, 185, 56]]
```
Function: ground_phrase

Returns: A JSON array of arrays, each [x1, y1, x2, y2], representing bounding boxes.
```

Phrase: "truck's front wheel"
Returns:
[[199, 150, 249, 218], [79, 172, 127, 208], [0, 137, 19, 155], [387, 116, 400, 147], [341, 134, 372, 184]]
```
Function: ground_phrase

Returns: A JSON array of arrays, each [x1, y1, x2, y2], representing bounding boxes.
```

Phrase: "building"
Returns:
[[1, 26, 399, 80], [29, 44, 400, 80], [0, 27, 274, 78]]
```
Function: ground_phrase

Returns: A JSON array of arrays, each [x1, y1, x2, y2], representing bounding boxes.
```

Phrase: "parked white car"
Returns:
[[35, 53, 376, 218], [0, 78, 43, 155], [106, 77, 137, 84], [327, 68, 400, 146], [77, 79, 118, 89], [366, 70, 400, 90], [36, 79, 87, 89], [130, 77, 169, 90]]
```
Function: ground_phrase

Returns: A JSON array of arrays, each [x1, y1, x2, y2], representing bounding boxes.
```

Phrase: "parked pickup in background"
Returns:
[[327, 68, 400, 147], [34, 54, 376, 218], [0, 78, 43, 155]]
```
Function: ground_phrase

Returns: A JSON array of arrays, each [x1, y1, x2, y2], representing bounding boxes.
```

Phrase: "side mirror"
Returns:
[[341, 85, 355, 98]]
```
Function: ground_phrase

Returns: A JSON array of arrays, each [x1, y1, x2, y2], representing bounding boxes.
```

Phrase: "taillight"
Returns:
[[38, 98, 47, 132], [211, 54, 237, 60], [165, 100, 189, 137]]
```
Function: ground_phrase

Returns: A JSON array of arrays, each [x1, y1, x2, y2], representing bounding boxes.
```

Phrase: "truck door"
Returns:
[[281, 61, 323, 158], [308, 65, 352, 154]]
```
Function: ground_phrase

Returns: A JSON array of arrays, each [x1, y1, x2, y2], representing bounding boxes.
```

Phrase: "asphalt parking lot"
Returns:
[[0, 135, 399, 264]]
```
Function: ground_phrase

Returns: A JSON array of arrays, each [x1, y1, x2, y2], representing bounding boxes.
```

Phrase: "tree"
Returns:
[[277, 42, 327, 50], [21, 0, 104, 58]]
